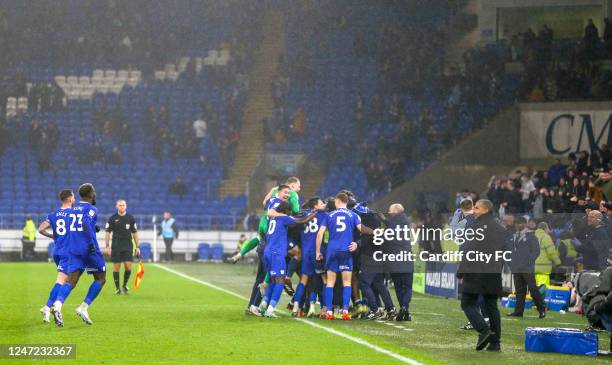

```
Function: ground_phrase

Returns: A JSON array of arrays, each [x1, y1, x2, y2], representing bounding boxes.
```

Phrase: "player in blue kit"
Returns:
[[316, 192, 372, 320], [37, 189, 75, 323], [51, 183, 106, 327], [259, 201, 317, 318], [291, 197, 327, 317]]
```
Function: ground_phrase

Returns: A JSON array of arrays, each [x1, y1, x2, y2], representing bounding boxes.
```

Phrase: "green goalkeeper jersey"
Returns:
[[257, 187, 300, 236]]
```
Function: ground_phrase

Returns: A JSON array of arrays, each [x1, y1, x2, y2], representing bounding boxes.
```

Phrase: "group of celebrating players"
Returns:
[[231, 177, 412, 321], [38, 183, 106, 327]]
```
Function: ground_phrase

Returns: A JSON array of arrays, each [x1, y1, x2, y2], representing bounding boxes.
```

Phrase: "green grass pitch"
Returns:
[[0, 262, 610, 364]]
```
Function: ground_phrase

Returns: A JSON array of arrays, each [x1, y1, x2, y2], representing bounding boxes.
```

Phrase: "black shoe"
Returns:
[[115, 288, 121, 295], [366, 309, 385, 320], [51, 307, 64, 327], [476, 330, 494, 351], [538, 311, 546, 319], [461, 321, 475, 330], [384, 308, 398, 321], [122, 286, 129, 295], [400, 312, 412, 322], [486, 343, 501, 352], [506, 312, 523, 317]]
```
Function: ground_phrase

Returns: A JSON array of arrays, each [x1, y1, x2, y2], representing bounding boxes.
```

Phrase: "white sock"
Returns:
[[79, 302, 89, 310], [42, 305, 50, 311], [53, 301, 62, 311], [265, 306, 275, 313], [292, 301, 300, 312]]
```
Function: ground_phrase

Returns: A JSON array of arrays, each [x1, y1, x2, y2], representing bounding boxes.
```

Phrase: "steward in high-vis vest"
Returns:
[[533, 222, 561, 287], [21, 216, 37, 260]]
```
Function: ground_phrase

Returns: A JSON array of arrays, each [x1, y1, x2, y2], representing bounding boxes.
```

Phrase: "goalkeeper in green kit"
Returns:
[[230, 177, 301, 316]]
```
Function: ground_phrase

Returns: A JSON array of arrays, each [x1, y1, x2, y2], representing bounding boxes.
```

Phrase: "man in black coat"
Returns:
[[573, 210, 611, 270], [506, 216, 546, 318], [382, 203, 413, 321], [457, 199, 509, 352]]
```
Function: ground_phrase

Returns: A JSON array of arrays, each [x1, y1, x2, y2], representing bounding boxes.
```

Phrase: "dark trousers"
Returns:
[[513, 272, 545, 314], [163, 238, 174, 261], [359, 272, 394, 311], [21, 239, 35, 261], [461, 293, 501, 345], [248, 251, 266, 307], [390, 272, 413, 310]]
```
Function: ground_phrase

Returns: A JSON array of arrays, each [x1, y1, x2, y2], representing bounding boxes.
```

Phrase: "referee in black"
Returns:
[[105, 199, 140, 295]]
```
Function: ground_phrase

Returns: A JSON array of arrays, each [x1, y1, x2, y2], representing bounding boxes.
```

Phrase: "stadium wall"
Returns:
[[0, 230, 254, 261]]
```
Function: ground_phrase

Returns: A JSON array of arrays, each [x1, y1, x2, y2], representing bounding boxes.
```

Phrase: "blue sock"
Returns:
[[268, 282, 285, 309], [56, 283, 73, 304], [294, 283, 305, 306], [45, 283, 62, 308], [324, 286, 333, 311], [263, 283, 274, 304], [342, 286, 351, 311], [84, 281, 103, 305], [309, 291, 317, 303]]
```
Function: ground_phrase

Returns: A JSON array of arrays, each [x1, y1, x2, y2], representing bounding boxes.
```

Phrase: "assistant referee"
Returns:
[[105, 199, 140, 295]]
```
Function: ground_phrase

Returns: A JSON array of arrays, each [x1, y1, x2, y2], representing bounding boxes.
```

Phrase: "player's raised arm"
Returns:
[[292, 210, 318, 225], [262, 187, 276, 207], [38, 220, 53, 239]]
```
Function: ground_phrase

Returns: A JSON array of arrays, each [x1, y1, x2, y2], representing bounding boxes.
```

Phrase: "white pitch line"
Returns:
[[154, 264, 423, 365]]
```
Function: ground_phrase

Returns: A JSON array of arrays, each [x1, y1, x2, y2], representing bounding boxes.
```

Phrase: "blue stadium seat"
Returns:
[[197, 243, 211, 262]]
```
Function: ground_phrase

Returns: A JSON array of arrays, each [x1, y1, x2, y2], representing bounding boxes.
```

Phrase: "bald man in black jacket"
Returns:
[[457, 199, 509, 352]]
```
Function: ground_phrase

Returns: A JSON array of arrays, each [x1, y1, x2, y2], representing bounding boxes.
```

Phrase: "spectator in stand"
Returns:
[[169, 176, 187, 200], [548, 159, 566, 186], [193, 115, 207, 142], [290, 106, 306, 136], [502, 180, 522, 214], [584, 18, 600, 59], [108, 146, 121, 164], [519, 174, 536, 212], [604, 18, 612, 57]]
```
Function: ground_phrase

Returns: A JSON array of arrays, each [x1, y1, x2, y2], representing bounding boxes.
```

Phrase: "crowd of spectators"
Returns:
[[0, 1, 264, 75], [486, 147, 612, 221], [28, 119, 59, 170], [501, 19, 612, 101]]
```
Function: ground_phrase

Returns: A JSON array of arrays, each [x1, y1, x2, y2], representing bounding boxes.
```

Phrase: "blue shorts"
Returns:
[[264, 250, 286, 277], [325, 250, 353, 273], [53, 254, 69, 274], [67, 251, 106, 274], [301, 250, 317, 276]]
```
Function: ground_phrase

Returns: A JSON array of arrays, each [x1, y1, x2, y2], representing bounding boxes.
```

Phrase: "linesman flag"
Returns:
[[134, 259, 145, 289]]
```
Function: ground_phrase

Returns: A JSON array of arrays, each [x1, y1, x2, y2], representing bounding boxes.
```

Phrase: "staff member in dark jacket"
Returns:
[[457, 199, 508, 352], [507, 216, 546, 318], [573, 210, 610, 270], [105, 200, 140, 295], [382, 203, 413, 321]]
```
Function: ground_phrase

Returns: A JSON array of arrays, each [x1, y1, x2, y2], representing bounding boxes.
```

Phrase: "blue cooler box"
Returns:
[[525, 327, 598, 356], [544, 286, 570, 311], [501, 294, 533, 309]]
